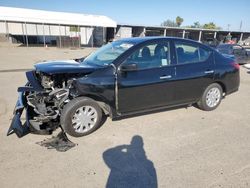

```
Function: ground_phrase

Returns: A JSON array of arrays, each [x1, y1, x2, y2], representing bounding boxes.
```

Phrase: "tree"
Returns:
[[176, 16, 184, 27], [186, 22, 222, 30], [161, 19, 178, 27], [203, 22, 220, 29], [191, 21, 201, 28]]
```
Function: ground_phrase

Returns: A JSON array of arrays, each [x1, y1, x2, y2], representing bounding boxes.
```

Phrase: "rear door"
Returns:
[[117, 40, 177, 113], [173, 40, 215, 104]]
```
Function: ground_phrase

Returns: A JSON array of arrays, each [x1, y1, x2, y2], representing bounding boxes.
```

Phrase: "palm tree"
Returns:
[[176, 16, 184, 27]]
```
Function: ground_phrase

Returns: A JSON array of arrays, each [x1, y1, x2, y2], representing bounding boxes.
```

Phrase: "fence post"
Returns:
[[5, 20, 10, 42], [25, 22, 28, 47], [214, 31, 217, 39], [164, 29, 166, 36], [91, 26, 94, 48], [78, 25, 81, 48], [182, 30, 186, 38], [240, 33, 243, 42], [43, 23, 46, 47], [59, 24, 62, 48], [198, 30, 202, 42]]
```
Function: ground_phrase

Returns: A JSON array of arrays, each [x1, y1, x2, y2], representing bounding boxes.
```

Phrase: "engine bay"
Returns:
[[23, 71, 76, 134]]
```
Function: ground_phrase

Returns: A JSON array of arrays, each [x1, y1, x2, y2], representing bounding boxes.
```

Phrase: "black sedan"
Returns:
[[8, 37, 240, 138], [216, 43, 250, 64]]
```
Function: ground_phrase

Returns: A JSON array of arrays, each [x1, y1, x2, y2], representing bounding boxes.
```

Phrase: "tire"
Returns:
[[197, 83, 223, 111], [60, 97, 103, 137]]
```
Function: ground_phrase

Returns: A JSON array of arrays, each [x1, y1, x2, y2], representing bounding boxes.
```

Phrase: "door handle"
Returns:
[[204, 70, 214, 74], [160, 75, 172, 80]]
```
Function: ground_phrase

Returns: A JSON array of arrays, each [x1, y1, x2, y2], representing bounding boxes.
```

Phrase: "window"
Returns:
[[83, 41, 134, 66], [69, 26, 80, 32], [175, 42, 211, 64], [123, 42, 171, 70]]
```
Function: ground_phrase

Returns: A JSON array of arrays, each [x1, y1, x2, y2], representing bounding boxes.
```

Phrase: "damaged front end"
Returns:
[[7, 70, 71, 138]]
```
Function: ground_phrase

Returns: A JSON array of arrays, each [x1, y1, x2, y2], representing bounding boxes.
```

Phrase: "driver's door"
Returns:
[[117, 40, 176, 114]]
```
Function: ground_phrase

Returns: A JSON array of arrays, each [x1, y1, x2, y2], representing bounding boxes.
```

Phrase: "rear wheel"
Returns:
[[197, 83, 223, 111], [61, 97, 103, 137]]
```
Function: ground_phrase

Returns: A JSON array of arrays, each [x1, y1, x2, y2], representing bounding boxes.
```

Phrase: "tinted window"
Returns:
[[175, 42, 211, 64], [123, 41, 171, 70]]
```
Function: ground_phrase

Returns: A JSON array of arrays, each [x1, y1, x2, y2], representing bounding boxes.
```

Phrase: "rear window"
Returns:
[[175, 41, 211, 64], [217, 45, 233, 54]]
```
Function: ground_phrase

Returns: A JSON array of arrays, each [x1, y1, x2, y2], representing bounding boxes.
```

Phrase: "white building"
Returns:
[[0, 6, 249, 47], [0, 6, 117, 47]]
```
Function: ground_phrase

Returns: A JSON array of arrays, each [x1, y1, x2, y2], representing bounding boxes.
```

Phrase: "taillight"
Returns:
[[231, 62, 240, 70]]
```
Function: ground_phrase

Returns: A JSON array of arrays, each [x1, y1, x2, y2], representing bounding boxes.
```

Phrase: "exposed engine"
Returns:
[[25, 72, 73, 134], [8, 59, 100, 138]]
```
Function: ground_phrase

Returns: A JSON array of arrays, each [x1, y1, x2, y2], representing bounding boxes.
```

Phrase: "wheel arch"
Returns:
[[76, 94, 114, 118], [214, 81, 227, 95], [200, 81, 226, 100], [197, 82, 224, 111]]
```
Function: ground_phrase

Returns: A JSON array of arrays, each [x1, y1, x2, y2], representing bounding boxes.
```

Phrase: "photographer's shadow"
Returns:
[[103, 135, 157, 188]]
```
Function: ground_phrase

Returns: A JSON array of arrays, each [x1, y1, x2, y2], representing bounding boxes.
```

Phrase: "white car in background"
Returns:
[[244, 63, 250, 69]]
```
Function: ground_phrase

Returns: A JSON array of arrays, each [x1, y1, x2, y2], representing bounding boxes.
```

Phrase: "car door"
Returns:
[[173, 40, 215, 104], [117, 40, 177, 114]]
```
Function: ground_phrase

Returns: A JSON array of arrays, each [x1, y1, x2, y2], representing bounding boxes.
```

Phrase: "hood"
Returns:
[[34, 60, 101, 74]]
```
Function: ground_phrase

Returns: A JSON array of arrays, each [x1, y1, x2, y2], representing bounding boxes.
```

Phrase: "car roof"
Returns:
[[117, 37, 166, 44], [117, 36, 206, 46]]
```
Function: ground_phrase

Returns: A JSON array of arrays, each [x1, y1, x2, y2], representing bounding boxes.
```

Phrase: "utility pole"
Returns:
[[227, 24, 230, 31], [239, 21, 242, 31]]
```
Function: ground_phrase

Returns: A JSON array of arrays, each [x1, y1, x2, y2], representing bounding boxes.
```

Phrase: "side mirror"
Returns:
[[120, 63, 137, 72]]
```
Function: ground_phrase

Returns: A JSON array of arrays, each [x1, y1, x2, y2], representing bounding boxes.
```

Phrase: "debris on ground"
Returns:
[[36, 131, 77, 152]]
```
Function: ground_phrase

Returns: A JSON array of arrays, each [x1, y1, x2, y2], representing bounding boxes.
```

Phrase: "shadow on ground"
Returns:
[[36, 131, 77, 152], [103, 135, 157, 188]]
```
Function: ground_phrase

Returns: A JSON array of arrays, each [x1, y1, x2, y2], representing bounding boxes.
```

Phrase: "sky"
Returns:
[[0, 0, 249, 31]]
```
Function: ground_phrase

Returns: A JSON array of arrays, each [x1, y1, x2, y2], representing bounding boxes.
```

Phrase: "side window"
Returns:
[[123, 41, 171, 70], [175, 42, 211, 64]]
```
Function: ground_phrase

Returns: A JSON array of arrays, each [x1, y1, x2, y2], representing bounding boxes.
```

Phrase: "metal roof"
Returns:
[[0, 6, 117, 27], [118, 24, 250, 34]]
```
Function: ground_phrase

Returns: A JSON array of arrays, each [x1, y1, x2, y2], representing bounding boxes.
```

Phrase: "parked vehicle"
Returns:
[[244, 63, 250, 69], [216, 44, 250, 64], [203, 38, 219, 48], [8, 37, 240, 138], [242, 37, 250, 46]]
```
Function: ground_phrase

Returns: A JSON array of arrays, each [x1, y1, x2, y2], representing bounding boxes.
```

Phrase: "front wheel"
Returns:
[[197, 83, 223, 111], [60, 97, 103, 137]]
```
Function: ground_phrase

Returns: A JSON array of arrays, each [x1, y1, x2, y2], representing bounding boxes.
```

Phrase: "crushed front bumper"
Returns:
[[8, 71, 68, 138], [7, 70, 48, 138], [7, 92, 30, 138]]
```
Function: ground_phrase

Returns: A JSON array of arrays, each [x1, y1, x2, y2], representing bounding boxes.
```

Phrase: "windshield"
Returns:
[[83, 41, 134, 66]]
